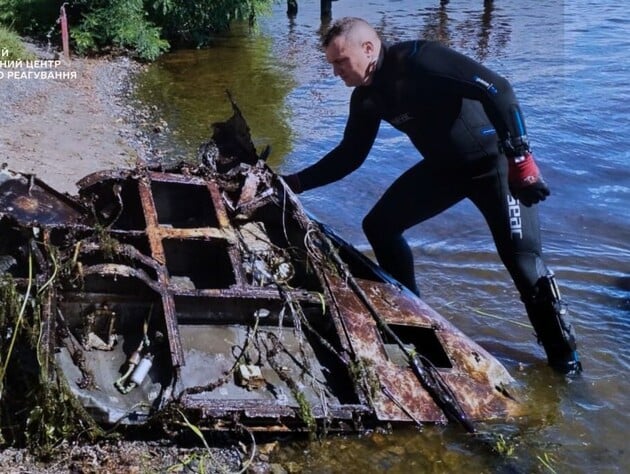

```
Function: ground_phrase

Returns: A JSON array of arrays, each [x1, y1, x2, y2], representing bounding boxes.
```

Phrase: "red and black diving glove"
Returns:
[[508, 152, 550, 206]]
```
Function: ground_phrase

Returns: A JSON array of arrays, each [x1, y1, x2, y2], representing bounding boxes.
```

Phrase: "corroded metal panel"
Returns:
[[333, 276, 520, 422], [0, 167, 85, 226], [326, 275, 445, 423]]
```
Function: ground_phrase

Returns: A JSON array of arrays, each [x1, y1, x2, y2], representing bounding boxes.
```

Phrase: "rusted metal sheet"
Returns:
[[0, 99, 521, 434], [0, 166, 86, 226]]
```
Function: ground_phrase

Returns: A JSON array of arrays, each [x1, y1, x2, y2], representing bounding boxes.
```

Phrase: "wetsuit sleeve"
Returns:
[[415, 41, 530, 155], [294, 88, 380, 192]]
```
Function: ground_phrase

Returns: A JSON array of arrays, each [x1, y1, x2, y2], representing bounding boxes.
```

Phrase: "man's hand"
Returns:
[[508, 152, 550, 206], [280, 173, 302, 194]]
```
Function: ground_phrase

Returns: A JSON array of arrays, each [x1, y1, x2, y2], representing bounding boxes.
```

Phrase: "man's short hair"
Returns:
[[321, 17, 371, 49]]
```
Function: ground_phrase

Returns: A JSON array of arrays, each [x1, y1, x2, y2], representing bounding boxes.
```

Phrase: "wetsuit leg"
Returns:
[[468, 158, 546, 296], [468, 157, 581, 374], [362, 160, 466, 296]]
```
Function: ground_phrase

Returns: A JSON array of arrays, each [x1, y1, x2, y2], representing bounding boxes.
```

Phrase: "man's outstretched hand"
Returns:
[[508, 152, 550, 206]]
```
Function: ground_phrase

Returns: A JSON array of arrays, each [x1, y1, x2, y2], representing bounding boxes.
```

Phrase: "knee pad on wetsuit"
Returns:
[[524, 273, 582, 374]]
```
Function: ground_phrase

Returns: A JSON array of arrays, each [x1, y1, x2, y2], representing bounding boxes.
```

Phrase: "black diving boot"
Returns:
[[525, 274, 583, 376]]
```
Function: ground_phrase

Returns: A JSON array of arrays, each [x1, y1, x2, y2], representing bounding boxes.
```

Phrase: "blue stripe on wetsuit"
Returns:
[[513, 109, 526, 135]]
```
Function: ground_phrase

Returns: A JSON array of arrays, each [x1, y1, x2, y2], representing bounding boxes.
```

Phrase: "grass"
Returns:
[[0, 25, 37, 61]]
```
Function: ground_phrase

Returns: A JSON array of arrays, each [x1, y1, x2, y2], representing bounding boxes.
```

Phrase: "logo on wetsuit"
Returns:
[[507, 195, 523, 239]]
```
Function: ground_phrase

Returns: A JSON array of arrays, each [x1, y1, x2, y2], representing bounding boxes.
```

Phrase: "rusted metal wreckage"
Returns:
[[0, 100, 520, 434]]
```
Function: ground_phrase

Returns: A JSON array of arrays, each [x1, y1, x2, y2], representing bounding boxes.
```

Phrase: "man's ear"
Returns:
[[362, 41, 374, 56]]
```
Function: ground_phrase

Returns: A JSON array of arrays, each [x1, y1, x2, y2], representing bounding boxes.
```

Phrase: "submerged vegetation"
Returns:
[[0, 0, 274, 60]]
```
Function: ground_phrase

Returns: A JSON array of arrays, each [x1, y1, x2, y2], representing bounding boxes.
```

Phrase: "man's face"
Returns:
[[325, 35, 373, 87]]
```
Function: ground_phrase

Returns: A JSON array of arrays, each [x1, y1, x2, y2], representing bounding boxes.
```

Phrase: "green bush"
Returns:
[[150, 0, 273, 48], [0, 0, 60, 37], [71, 0, 169, 60], [0, 0, 274, 61], [0, 25, 37, 60]]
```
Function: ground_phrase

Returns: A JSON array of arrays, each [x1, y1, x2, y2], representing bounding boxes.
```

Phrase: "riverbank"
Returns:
[[0, 40, 161, 195]]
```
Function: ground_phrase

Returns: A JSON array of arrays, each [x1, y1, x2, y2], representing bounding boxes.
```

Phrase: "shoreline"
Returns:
[[0, 40, 159, 195]]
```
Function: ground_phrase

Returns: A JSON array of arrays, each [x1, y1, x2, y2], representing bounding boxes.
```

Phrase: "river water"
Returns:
[[135, 1, 629, 472]]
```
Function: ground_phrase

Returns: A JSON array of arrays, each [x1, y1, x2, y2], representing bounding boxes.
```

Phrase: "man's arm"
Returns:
[[415, 42, 550, 205], [284, 89, 380, 193]]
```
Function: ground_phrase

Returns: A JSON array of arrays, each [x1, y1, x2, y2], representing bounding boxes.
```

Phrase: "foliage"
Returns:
[[0, 0, 59, 37], [492, 433, 516, 458], [0, 0, 274, 60], [537, 452, 559, 473], [294, 390, 316, 432], [0, 274, 104, 455], [71, 0, 169, 61], [0, 25, 37, 61], [149, 0, 273, 48]]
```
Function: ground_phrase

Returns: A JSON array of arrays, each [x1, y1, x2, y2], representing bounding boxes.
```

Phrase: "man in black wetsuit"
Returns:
[[281, 17, 581, 375]]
